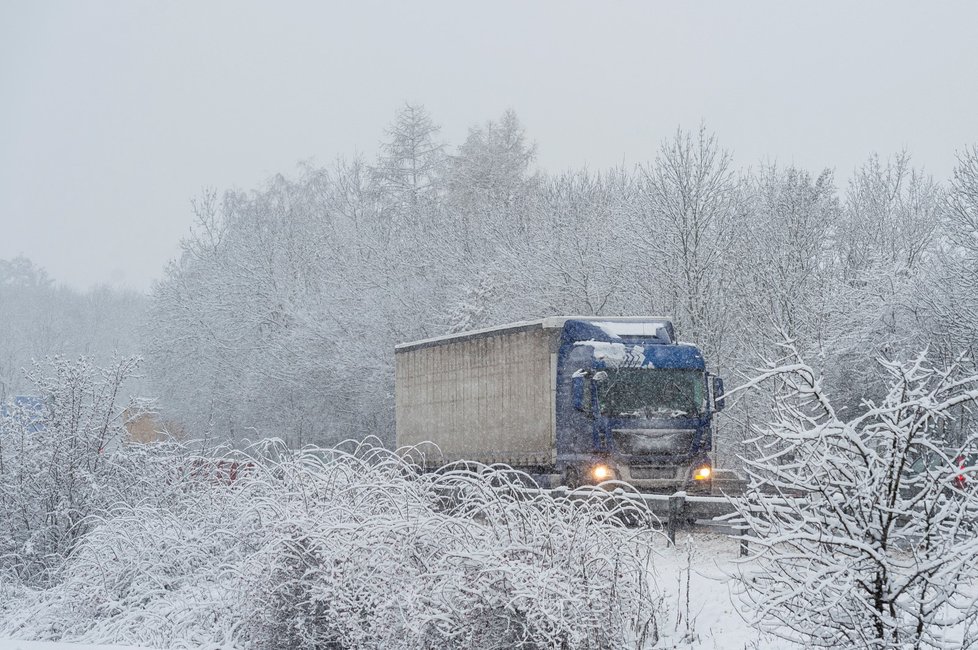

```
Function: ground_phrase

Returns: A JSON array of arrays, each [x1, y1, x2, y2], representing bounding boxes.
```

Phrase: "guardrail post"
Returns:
[[667, 492, 686, 546]]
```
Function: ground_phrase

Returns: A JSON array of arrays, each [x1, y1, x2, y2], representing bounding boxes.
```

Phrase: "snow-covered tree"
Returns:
[[632, 126, 740, 371], [730, 165, 839, 362], [923, 145, 978, 371], [841, 152, 941, 281], [521, 168, 635, 317], [0, 355, 143, 586], [0, 257, 145, 402], [372, 103, 447, 234], [829, 154, 942, 405], [446, 109, 538, 256], [732, 348, 978, 649]]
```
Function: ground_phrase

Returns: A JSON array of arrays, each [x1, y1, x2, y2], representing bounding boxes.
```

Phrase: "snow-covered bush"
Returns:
[[0, 356, 142, 586], [732, 349, 978, 649], [3, 440, 666, 649]]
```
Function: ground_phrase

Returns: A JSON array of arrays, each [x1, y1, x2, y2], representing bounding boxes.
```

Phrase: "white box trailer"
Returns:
[[395, 320, 557, 467]]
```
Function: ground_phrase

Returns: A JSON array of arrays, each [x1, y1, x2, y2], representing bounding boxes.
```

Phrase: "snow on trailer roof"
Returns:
[[394, 316, 675, 352], [588, 320, 672, 339]]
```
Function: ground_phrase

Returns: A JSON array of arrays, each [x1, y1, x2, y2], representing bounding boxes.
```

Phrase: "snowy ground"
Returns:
[[653, 531, 797, 650]]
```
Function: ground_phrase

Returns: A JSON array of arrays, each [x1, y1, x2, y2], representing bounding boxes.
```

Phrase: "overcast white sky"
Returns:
[[2, 1, 977, 292]]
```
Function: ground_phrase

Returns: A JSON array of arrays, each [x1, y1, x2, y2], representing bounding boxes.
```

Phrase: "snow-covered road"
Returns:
[[653, 532, 798, 649]]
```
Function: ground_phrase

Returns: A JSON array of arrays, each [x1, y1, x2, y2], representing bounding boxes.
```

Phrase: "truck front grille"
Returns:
[[612, 428, 695, 455]]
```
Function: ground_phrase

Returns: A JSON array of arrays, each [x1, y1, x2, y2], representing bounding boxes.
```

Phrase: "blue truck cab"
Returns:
[[555, 318, 723, 491]]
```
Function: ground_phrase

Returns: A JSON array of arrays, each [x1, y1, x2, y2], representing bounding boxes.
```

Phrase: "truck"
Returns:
[[395, 316, 725, 491]]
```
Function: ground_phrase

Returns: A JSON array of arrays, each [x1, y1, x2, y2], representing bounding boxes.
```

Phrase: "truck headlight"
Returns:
[[591, 464, 614, 481], [693, 465, 712, 481]]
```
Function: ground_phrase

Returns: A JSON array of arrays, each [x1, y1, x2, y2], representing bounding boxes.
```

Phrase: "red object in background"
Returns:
[[955, 455, 967, 489], [186, 458, 255, 485]]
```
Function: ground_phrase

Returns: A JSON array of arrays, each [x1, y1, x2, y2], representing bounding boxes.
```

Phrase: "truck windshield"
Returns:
[[597, 368, 704, 418]]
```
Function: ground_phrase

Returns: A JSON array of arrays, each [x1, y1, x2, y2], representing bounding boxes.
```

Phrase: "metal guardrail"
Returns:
[[432, 470, 772, 556], [546, 487, 749, 552], [547, 481, 807, 556]]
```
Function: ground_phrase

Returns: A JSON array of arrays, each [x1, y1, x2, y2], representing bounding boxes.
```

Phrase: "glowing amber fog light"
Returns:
[[591, 464, 613, 481], [693, 465, 712, 481]]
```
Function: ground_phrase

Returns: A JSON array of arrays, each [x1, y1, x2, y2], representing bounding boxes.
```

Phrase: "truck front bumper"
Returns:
[[616, 463, 712, 493]]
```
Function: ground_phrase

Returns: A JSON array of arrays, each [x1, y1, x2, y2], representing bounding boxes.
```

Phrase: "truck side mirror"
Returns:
[[712, 376, 726, 411], [572, 376, 586, 411]]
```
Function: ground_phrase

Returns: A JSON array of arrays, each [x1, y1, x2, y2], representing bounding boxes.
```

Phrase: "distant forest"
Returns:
[[4, 105, 978, 458], [0, 256, 146, 401]]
